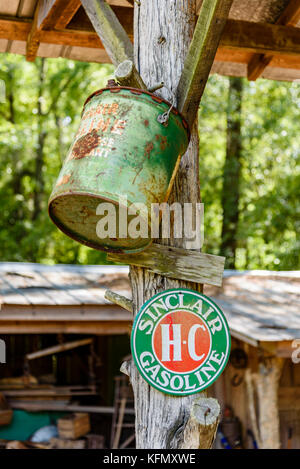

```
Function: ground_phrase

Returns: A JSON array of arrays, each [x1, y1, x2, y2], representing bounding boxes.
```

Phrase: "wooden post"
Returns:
[[180, 397, 221, 449], [127, 0, 218, 449], [254, 358, 283, 449], [80, 0, 232, 449], [245, 368, 262, 449]]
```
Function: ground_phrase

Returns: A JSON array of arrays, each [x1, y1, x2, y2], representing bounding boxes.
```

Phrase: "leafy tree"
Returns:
[[0, 54, 298, 270], [199, 75, 300, 270], [0, 54, 113, 264]]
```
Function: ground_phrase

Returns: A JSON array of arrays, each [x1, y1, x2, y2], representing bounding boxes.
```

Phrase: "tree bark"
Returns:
[[220, 77, 243, 269], [128, 0, 218, 449]]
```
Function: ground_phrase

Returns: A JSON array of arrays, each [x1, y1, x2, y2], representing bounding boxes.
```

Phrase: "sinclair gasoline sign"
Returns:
[[131, 289, 231, 396]]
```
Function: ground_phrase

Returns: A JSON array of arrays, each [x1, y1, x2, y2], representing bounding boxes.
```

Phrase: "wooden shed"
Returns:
[[0, 262, 133, 445], [1, 264, 299, 448], [0, 262, 131, 335], [205, 271, 300, 449], [0, 0, 299, 450]]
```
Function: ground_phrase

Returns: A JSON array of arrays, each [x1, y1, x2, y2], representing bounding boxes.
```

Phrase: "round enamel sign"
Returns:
[[131, 289, 231, 396]]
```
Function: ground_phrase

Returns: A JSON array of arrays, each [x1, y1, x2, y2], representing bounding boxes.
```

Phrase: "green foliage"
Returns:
[[0, 54, 298, 269], [199, 75, 300, 270], [0, 54, 114, 264]]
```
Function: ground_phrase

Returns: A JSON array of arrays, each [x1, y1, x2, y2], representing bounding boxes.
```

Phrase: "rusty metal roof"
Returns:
[[1, 0, 300, 82]]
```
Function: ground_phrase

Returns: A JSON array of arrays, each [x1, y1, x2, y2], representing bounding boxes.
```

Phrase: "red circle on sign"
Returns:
[[153, 311, 211, 373]]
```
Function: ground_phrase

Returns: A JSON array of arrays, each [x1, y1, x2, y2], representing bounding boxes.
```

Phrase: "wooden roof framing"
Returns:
[[0, 0, 300, 81]]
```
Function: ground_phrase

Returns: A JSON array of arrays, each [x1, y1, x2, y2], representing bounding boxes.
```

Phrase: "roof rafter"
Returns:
[[55, 0, 81, 29], [1, 16, 300, 68], [247, 0, 300, 81], [80, 0, 145, 87], [177, 0, 233, 127], [26, 0, 83, 62]]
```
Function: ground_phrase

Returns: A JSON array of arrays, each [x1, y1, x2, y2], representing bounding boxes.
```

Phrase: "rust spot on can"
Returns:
[[56, 174, 71, 186], [144, 141, 154, 159], [155, 134, 168, 151], [144, 119, 149, 127], [71, 129, 100, 160]]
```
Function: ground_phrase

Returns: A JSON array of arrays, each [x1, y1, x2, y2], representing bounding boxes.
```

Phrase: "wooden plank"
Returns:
[[215, 47, 252, 64], [8, 401, 135, 414], [270, 55, 300, 70], [0, 0, 19, 15], [1, 17, 300, 68], [275, 340, 294, 358], [80, 0, 145, 87], [0, 303, 131, 319], [248, 1, 300, 80], [107, 0, 133, 6], [2, 389, 96, 397], [26, 337, 93, 360], [177, 0, 233, 127], [108, 243, 225, 287], [0, 320, 131, 335], [220, 20, 300, 57], [55, 0, 81, 29]]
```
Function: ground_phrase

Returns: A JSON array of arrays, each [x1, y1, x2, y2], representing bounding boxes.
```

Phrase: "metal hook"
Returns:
[[157, 84, 176, 126]]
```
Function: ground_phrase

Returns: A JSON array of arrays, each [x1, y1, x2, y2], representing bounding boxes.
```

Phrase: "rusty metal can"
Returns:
[[48, 87, 189, 253]]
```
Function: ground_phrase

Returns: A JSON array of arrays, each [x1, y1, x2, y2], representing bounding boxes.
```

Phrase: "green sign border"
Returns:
[[131, 288, 231, 396]]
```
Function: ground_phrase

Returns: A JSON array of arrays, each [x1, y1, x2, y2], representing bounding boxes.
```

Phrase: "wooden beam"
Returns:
[[215, 48, 253, 64], [278, 0, 300, 26], [108, 243, 225, 287], [2, 17, 300, 69], [177, 0, 233, 127], [80, 0, 145, 87], [0, 321, 131, 335], [220, 20, 300, 57], [55, 0, 81, 29], [26, 0, 82, 61], [25, 337, 93, 360], [107, 0, 134, 6], [247, 0, 300, 80], [9, 401, 135, 414], [279, 387, 300, 410]]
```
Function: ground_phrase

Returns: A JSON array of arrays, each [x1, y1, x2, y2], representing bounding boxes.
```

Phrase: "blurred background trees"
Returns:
[[0, 54, 299, 270]]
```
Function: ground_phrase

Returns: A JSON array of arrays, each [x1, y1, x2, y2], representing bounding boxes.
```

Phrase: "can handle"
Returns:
[[156, 84, 176, 126]]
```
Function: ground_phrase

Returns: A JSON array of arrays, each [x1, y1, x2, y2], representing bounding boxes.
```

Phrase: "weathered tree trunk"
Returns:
[[128, 0, 218, 449], [220, 76, 243, 269]]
